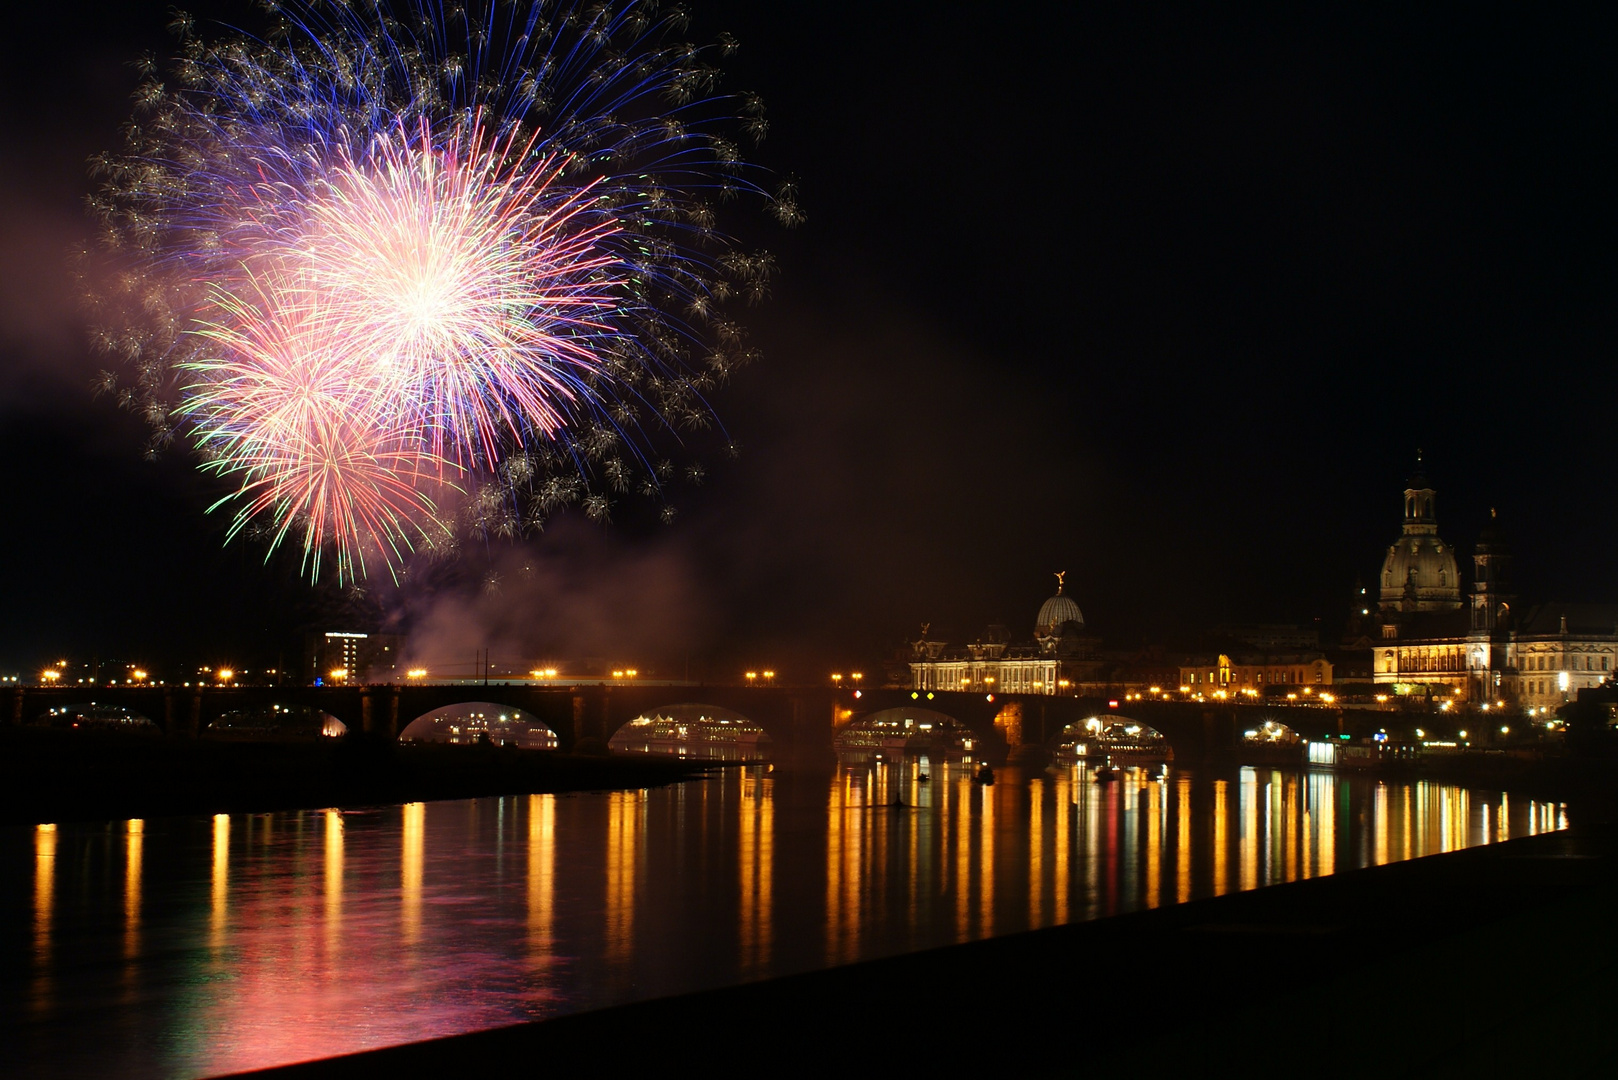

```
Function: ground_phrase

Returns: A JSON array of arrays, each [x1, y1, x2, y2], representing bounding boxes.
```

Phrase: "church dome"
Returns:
[[1036, 591, 1084, 637], [1380, 535, 1461, 609], [1378, 469, 1462, 612]]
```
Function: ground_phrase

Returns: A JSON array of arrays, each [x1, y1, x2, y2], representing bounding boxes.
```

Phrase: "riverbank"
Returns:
[[232, 820, 1618, 1077], [0, 728, 708, 827]]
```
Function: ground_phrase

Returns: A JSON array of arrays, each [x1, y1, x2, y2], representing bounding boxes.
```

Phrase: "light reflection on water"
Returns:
[[0, 762, 1565, 1079]]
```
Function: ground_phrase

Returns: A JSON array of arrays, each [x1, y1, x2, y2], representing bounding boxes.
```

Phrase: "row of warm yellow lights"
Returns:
[[830, 673, 864, 683], [744, 670, 777, 681], [39, 659, 226, 685], [955, 677, 1073, 689], [1177, 684, 1337, 704]]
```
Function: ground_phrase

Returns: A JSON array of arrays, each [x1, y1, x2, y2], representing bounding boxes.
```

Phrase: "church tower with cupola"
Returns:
[[1378, 456, 1463, 614], [1471, 508, 1515, 631]]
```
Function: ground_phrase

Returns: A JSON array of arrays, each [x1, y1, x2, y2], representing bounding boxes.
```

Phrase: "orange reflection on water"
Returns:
[[1282, 774, 1298, 883], [952, 769, 971, 940], [1144, 777, 1161, 909], [605, 791, 641, 966], [211, 814, 230, 950], [125, 819, 144, 961], [324, 810, 343, 953], [977, 780, 995, 940], [1028, 779, 1044, 925], [1374, 784, 1390, 866], [738, 773, 773, 972], [32, 823, 55, 1017], [34, 824, 55, 962], [1314, 772, 1336, 878], [528, 794, 555, 960], [1213, 779, 1229, 895], [401, 803, 424, 945], [1053, 770, 1070, 919], [1175, 778, 1191, 904]]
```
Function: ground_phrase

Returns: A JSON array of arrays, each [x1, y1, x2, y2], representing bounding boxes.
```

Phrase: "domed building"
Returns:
[[909, 574, 1103, 695], [1365, 463, 1618, 708], [1035, 580, 1085, 639], [1377, 461, 1462, 614]]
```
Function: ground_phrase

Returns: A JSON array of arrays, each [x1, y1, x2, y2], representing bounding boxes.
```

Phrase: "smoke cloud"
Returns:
[[392, 518, 718, 679]]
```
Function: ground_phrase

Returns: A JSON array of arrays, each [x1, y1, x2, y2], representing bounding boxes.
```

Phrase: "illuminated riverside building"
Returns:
[[908, 576, 1104, 694], [1364, 468, 1618, 706], [1177, 652, 1334, 695]]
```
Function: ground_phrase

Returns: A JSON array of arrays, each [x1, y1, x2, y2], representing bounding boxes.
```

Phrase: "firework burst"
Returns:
[[86, 0, 795, 582]]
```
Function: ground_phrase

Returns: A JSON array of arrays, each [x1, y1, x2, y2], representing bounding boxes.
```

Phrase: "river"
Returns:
[[0, 760, 1566, 1078]]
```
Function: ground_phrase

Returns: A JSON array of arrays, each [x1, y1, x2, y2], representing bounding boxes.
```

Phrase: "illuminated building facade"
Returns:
[[909, 577, 1104, 694], [1178, 653, 1334, 695], [1368, 471, 1618, 706]]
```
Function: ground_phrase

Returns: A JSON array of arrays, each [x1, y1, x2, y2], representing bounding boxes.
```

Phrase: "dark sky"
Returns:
[[2, 1, 1615, 679]]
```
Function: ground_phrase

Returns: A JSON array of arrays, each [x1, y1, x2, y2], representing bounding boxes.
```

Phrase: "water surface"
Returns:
[[0, 761, 1565, 1078]]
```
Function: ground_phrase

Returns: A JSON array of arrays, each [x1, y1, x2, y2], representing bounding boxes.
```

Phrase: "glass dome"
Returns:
[[1056, 715, 1173, 762], [207, 703, 347, 739], [31, 703, 156, 730], [399, 702, 558, 750], [609, 703, 771, 761], [833, 707, 975, 758]]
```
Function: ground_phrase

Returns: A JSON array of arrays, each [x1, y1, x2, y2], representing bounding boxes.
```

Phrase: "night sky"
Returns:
[[2, 1, 1615, 678]]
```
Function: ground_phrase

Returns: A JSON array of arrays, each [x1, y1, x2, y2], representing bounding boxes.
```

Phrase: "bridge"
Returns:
[[0, 682, 1363, 760]]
